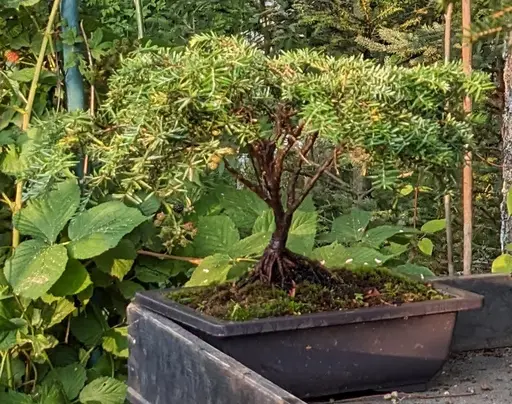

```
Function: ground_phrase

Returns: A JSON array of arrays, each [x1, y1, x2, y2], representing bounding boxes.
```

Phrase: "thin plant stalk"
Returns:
[[134, 0, 144, 39], [444, 1, 455, 276], [12, 0, 62, 248], [462, 0, 473, 275]]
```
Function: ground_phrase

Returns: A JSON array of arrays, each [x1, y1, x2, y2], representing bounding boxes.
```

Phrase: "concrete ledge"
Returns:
[[434, 274, 512, 352]]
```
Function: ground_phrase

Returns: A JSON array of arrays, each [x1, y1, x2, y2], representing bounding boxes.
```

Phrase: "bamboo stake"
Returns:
[[12, 0, 62, 248], [462, 0, 473, 275], [444, 2, 455, 276]]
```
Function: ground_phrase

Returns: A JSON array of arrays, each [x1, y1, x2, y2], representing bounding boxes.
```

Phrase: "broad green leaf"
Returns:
[[71, 309, 107, 346], [330, 208, 372, 244], [364, 225, 406, 248], [421, 219, 446, 234], [186, 254, 232, 287], [309, 242, 347, 268], [135, 192, 160, 216], [340, 246, 392, 268], [94, 240, 137, 280], [36, 383, 67, 404], [10, 67, 55, 83], [394, 263, 435, 278], [4, 240, 68, 299], [118, 281, 145, 300], [220, 188, 267, 231], [399, 184, 414, 196], [42, 298, 75, 328], [135, 258, 187, 283], [13, 180, 80, 244], [381, 241, 409, 257], [86, 354, 113, 382], [102, 327, 128, 358], [68, 202, 147, 259], [492, 254, 512, 273], [0, 130, 16, 146], [43, 363, 87, 400], [252, 210, 275, 233], [287, 211, 317, 255], [508, 188, 512, 216], [0, 317, 26, 352], [418, 238, 434, 256], [227, 261, 252, 280], [50, 259, 92, 296], [230, 232, 270, 257], [192, 215, 239, 257], [79, 377, 127, 404], [0, 391, 32, 404]]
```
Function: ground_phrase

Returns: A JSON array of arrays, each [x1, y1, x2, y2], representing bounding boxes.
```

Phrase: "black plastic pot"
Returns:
[[134, 283, 482, 399]]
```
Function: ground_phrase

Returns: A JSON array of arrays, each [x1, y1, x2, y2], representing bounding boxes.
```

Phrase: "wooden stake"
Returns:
[[444, 2, 455, 276], [462, 0, 473, 275]]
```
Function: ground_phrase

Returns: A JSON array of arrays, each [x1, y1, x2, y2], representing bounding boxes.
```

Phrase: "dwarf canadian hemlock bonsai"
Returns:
[[100, 34, 491, 291]]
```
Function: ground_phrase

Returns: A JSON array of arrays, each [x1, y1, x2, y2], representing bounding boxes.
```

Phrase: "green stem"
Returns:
[[133, 0, 144, 39], [6, 351, 13, 389], [0, 352, 7, 383], [13, 0, 62, 249]]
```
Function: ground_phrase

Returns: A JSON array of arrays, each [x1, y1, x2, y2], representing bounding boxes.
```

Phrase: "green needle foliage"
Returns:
[[92, 34, 492, 284]]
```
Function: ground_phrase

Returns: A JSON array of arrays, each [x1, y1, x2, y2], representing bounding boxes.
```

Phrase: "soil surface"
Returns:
[[319, 348, 512, 404], [170, 267, 445, 321]]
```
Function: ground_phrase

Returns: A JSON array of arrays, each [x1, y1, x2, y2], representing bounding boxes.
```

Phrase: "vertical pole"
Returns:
[[134, 0, 144, 39], [462, 0, 473, 275], [61, 0, 85, 111], [444, 2, 455, 276]]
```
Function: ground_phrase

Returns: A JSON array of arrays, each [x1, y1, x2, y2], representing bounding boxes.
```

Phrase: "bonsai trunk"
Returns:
[[223, 112, 341, 289]]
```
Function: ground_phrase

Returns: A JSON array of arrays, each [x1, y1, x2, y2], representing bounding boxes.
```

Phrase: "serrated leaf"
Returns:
[[79, 377, 127, 404], [394, 263, 435, 278], [102, 327, 128, 358], [118, 281, 144, 300], [340, 246, 392, 268], [0, 316, 26, 352], [418, 238, 434, 256], [0, 391, 32, 404], [230, 232, 270, 257], [36, 383, 67, 404], [18, 333, 58, 360], [135, 256, 188, 283], [13, 180, 80, 244], [68, 202, 147, 259], [4, 240, 68, 299], [309, 242, 347, 268], [42, 298, 75, 328], [192, 215, 239, 257], [94, 240, 136, 280], [134, 192, 160, 216], [252, 210, 275, 233], [287, 211, 317, 255], [10, 67, 55, 83], [43, 363, 87, 400], [492, 254, 512, 273], [50, 259, 92, 297], [421, 219, 446, 234], [186, 254, 232, 287], [220, 188, 267, 231], [330, 208, 372, 244], [71, 309, 107, 347], [364, 225, 406, 247]]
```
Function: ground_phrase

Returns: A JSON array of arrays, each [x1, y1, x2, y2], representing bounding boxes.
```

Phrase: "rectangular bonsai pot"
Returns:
[[433, 274, 512, 352], [134, 283, 483, 399]]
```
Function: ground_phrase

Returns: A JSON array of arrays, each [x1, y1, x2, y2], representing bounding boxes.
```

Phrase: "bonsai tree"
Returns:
[[95, 34, 492, 288]]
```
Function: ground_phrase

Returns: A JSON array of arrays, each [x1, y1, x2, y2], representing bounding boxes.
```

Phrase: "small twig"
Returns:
[[65, 315, 71, 344], [137, 250, 202, 265], [332, 390, 477, 403], [289, 148, 341, 212], [79, 21, 96, 116], [223, 158, 268, 203]]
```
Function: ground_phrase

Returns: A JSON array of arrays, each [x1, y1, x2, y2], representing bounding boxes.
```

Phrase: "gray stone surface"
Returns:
[[322, 349, 512, 403]]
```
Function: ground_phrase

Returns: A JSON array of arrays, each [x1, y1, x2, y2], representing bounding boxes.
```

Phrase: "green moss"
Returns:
[[169, 267, 446, 321]]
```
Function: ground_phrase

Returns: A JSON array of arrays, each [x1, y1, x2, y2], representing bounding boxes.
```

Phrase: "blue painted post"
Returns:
[[61, 0, 85, 111]]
